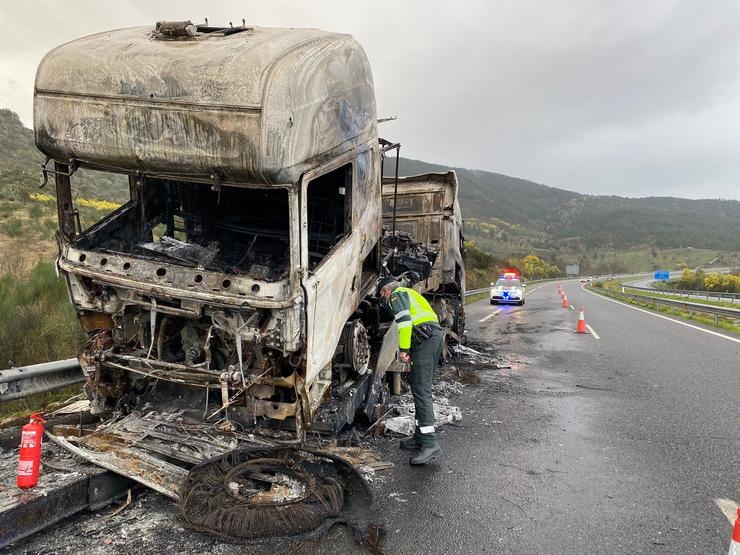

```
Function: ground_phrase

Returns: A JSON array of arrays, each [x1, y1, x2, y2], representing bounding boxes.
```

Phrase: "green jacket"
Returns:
[[388, 287, 439, 352]]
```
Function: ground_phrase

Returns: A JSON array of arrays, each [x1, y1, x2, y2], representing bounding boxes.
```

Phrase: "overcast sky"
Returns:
[[2, 1, 739, 199]]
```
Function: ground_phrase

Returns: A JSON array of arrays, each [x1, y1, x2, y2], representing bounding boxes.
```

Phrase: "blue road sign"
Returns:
[[654, 270, 670, 281]]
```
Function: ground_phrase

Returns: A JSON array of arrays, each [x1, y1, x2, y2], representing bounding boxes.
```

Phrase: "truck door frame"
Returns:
[[299, 151, 360, 420]]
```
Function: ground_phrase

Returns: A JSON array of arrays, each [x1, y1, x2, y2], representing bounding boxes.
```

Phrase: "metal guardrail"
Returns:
[[0, 359, 84, 402], [465, 287, 490, 296], [624, 284, 740, 303], [594, 287, 740, 324]]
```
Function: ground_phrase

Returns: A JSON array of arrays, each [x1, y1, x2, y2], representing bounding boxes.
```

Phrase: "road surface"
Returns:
[[7, 281, 739, 553], [365, 281, 739, 553]]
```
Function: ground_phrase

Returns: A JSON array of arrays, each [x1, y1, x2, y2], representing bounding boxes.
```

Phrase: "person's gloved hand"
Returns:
[[399, 351, 410, 363]]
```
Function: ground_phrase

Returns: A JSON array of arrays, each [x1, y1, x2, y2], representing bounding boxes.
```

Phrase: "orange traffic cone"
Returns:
[[562, 296, 569, 308], [729, 506, 740, 555], [576, 307, 588, 333]]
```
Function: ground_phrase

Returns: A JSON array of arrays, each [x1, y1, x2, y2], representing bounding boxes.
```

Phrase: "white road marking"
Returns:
[[569, 304, 575, 311], [716, 498, 739, 525], [583, 286, 740, 345], [586, 324, 600, 339], [478, 308, 503, 323], [526, 284, 547, 295]]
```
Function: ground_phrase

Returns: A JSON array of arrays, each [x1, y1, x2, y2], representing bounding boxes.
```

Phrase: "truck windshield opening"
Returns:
[[74, 177, 291, 281]]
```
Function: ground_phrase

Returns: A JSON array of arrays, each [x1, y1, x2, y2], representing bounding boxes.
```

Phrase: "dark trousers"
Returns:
[[409, 327, 443, 448]]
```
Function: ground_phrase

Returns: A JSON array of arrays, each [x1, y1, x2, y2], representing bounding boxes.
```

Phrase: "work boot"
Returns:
[[399, 437, 422, 451], [409, 445, 442, 465]]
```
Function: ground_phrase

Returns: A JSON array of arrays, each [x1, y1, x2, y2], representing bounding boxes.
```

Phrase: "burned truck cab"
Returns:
[[34, 23, 383, 433]]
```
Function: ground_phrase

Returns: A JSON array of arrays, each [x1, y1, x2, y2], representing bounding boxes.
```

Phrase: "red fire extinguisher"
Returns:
[[17, 412, 45, 489]]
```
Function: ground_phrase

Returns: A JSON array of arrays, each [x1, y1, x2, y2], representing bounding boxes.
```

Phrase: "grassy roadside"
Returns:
[[0, 258, 86, 425], [591, 281, 740, 335], [0, 386, 83, 426], [0, 261, 84, 368]]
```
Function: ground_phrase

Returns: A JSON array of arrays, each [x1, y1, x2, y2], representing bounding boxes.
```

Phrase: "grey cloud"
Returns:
[[1, 0, 739, 199]]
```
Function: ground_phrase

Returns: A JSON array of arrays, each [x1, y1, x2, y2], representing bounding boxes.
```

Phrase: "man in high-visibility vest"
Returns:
[[377, 277, 444, 465]]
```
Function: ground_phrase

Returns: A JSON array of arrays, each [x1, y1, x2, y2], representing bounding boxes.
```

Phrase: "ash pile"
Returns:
[[378, 339, 503, 437], [450, 341, 500, 366], [382, 381, 464, 437]]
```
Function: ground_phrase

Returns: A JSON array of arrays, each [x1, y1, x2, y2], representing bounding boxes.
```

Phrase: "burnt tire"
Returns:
[[179, 447, 376, 542]]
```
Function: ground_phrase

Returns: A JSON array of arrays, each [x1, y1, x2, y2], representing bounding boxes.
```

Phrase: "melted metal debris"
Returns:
[[139, 236, 219, 268], [451, 344, 498, 365]]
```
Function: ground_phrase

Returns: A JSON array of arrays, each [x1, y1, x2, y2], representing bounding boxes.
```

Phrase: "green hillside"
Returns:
[[0, 109, 36, 168], [383, 156, 740, 273], [0, 109, 129, 203]]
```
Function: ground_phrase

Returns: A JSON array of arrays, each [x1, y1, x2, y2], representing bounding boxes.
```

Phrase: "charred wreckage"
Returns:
[[33, 20, 466, 440]]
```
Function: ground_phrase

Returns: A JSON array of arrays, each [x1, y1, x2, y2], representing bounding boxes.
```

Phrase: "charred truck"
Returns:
[[382, 171, 466, 347], [33, 21, 465, 436]]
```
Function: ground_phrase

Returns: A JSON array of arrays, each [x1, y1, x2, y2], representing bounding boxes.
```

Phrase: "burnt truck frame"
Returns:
[[33, 22, 464, 436], [382, 171, 466, 347]]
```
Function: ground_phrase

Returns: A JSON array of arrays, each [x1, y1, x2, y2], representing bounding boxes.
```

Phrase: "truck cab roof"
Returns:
[[34, 23, 377, 185]]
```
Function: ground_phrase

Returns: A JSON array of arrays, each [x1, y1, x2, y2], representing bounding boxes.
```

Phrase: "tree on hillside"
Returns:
[[519, 255, 560, 280]]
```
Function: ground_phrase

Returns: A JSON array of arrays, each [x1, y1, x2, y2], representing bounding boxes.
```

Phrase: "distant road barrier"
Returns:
[[0, 358, 84, 402], [465, 287, 491, 297], [592, 286, 740, 325], [623, 284, 740, 304]]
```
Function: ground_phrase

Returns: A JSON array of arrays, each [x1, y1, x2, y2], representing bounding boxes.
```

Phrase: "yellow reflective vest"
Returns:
[[388, 287, 439, 352]]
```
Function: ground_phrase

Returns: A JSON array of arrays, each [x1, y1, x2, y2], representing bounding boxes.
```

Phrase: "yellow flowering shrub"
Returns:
[[30, 193, 121, 212]]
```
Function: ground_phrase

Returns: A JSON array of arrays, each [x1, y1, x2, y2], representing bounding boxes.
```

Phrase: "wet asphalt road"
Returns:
[[8, 281, 740, 554], [363, 281, 740, 554]]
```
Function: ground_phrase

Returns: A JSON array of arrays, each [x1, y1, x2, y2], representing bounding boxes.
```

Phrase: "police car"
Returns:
[[490, 271, 526, 305]]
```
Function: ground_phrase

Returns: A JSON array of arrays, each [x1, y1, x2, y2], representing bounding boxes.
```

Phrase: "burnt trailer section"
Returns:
[[34, 23, 394, 435], [382, 172, 466, 343]]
